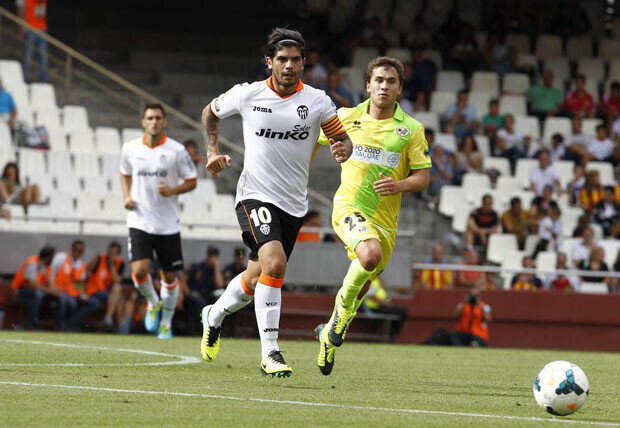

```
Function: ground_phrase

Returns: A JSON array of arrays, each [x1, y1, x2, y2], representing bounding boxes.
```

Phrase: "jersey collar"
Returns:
[[265, 76, 303, 99], [357, 98, 404, 121], [142, 133, 167, 149]]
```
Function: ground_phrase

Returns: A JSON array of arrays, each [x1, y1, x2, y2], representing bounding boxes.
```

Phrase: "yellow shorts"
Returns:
[[332, 205, 396, 274]]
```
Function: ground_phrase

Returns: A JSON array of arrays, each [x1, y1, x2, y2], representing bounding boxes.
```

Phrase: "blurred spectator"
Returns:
[[532, 205, 562, 258], [481, 99, 503, 140], [425, 128, 436, 153], [454, 134, 483, 183], [546, 252, 579, 292], [566, 116, 594, 165], [453, 289, 491, 346], [572, 214, 591, 238], [466, 194, 498, 250], [578, 170, 603, 213], [501, 197, 532, 250], [427, 145, 453, 203], [530, 149, 561, 196], [297, 210, 322, 242], [405, 46, 437, 99], [50, 240, 87, 331], [361, 15, 387, 50], [182, 246, 224, 334], [483, 32, 515, 77], [399, 92, 426, 117], [587, 125, 615, 162], [612, 116, 620, 142], [549, 133, 566, 162], [323, 71, 353, 109], [567, 164, 586, 204], [527, 69, 563, 120], [449, 25, 480, 79], [563, 74, 594, 118], [593, 186, 620, 238], [362, 277, 407, 339], [412, 92, 427, 112], [418, 244, 453, 289], [496, 113, 531, 172], [442, 90, 478, 138], [578, 247, 611, 288], [0, 78, 17, 131], [399, 93, 415, 117], [70, 241, 124, 330], [304, 48, 327, 87], [571, 226, 595, 267], [511, 256, 543, 291], [11, 245, 57, 328], [531, 185, 556, 219], [17, 0, 50, 83], [344, 3, 367, 40], [0, 162, 40, 210], [598, 81, 620, 124], [456, 250, 491, 289], [223, 247, 247, 286], [184, 140, 208, 178]]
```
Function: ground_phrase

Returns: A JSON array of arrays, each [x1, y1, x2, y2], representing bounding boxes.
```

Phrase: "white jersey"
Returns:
[[120, 134, 197, 235], [211, 78, 343, 217]]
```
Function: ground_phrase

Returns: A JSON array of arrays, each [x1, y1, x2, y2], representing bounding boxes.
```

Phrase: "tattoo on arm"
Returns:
[[202, 104, 220, 158]]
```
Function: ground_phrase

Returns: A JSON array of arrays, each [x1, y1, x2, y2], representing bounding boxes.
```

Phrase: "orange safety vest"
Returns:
[[11, 255, 50, 290], [55, 255, 86, 297], [296, 227, 321, 242], [85, 254, 123, 295], [579, 187, 604, 212], [456, 302, 489, 341], [24, 0, 48, 30], [420, 268, 453, 289], [615, 185, 620, 204]]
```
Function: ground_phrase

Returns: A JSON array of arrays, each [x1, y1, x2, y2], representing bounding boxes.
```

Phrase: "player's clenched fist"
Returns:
[[329, 138, 352, 163], [206, 154, 232, 177], [124, 197, 136, 210]]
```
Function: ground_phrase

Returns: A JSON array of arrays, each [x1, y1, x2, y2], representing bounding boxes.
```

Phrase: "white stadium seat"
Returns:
[[487, 233, 519, 265], [581, 118, 603, 138], [100, 154, 121, 179], [577, 58, 605, 83], [197, 178, 217, 199], [499, 95, 527, 116], [562, 207, 584, 237], [9, 83, 29, 110], [502, 73, 530, 95], [35, 107, 61, 129], [47, 127, 68, 152], [586, 162, 615, 186], [385, 48, 411, 63], [422, 49, 442, 69], [0, 123, 11, 150], [102, 195, 126, 221], [83, 176, 109, 194], [435, 133, 456, 152], [73, 152, 99, 177], [29, 83, 57, 109], [483, 157, 511, 177], [341, 67, 364, 99], [608, 59, 620, 80], [542, 57, 569, 87], [536, 251, 557, 273], [467, 92, 492, 119], [68, 128, 96, 153], [0, 60, 25, 86], [76, 193, 105, 220], [55, 175, 82, 197], [16, 103, 34, 127], [474, 135, 490, 158], [599, 240, 620, 267], [462, 173, 491, 203], [590, 223, 604, 242], [580, 282, 608, 294], [496, 176, 522, 202], [554, 160, 575, 188], [500, 249, 525, 289], [508, 190, 535, 209], [47, 151, 73, 177], [506, 33, 530, 54], [566, 36, 592, 61], [535, 34, 563, 59], [516, 54, 538, 71], [470, 72, 499, 96], [17, 148, 46, 177], [352, 47, 379, 70], [49, 192, 76, 219], [514, 116, 540, 140], [599, 38, 620, 62], [121, 128, 143, 143], [451, 206, 470, 233], [515, 158, 538, 188], [95, 127, 122, 153], [62, 105, 90, 133], [436, 71, 464, 92], [430, 91, 456, 114], [413, 112, 439, 132], [438, 185, 466, 217], [542, 117, 571, 144]]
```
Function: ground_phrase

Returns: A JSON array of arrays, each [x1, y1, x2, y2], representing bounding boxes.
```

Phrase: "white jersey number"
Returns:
[[249, 207, 272, 227]]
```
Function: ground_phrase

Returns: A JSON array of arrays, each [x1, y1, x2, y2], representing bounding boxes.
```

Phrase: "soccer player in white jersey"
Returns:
[[199, 28, 353, 377], [120, 103, 197, 339]]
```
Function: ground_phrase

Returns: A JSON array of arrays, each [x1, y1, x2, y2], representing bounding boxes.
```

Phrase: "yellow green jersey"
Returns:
[[318, 99, 431, 232]]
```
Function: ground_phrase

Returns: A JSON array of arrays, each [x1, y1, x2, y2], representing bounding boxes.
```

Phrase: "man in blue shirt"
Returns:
[[442, 90, 478, 138], [0, 78, 17, 130]]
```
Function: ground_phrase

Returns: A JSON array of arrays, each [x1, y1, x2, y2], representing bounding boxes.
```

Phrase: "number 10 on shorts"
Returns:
[[250, 207, 272, 235]]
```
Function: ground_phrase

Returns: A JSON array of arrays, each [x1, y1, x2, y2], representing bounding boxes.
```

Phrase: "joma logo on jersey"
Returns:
[[252, 106, 272, 113], [255, 125, 311, 140], [137, 169, 168, 177]]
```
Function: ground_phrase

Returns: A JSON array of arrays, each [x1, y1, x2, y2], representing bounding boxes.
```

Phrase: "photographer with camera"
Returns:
[[452, 289, 492, 347]]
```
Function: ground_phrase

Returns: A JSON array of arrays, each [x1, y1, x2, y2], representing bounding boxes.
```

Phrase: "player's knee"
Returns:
[[131, 264, 149, 278], [162, 271, 177, 284], [358, 245, 382, 271], [261, 256, 287, 278]]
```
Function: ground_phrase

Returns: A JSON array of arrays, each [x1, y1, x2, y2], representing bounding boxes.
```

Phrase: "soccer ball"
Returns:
[[533, 361, 589, 416]]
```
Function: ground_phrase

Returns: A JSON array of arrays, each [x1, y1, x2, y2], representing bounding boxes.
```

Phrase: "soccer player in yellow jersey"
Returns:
[[315, 57, 431, 375]]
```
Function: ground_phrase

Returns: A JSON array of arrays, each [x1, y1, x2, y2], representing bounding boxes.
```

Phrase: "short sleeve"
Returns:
[[119, 144, 132, 176], [319, 92, 338, 124], [7, 93, 15, 110], [407, 125, 432, 170], [176, 149, 198, 181], [210, 83, 245, 119], [319, 95, 345, 140]]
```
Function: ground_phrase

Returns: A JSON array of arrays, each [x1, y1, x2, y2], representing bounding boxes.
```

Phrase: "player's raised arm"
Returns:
[[202, 103, 231, 177]]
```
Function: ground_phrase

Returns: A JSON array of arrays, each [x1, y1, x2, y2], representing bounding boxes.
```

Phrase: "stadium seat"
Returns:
[[467, 92, 492, 119], [35, 107, 61, 129], [514, 116, 540, 140], [451, 205, 469, 233], [542, 117, 571, 144], [599, 38, 620, 62], [29, 83, 57, 110], [561, 238, 581, 263], [473, 188, 503, 213], [474, 135, 490, 158], [608, 59, 620, 80], [554, 160, 575, 188], [430, 91, 455, 114], [121, 128, 143, 143], [524, 235, 541, 255], [422, 49, 442, 69], [0, 123, 11, 150], [502, 73, 530, 95], [340, 67, 365, 100], [102, 194, 126, 221], [68, 128, 96, 153], [470, 72, 499, 96], [95, 127, 122, 153], [506, 33, 530, 54], [487, 233, 519, 265], [76, 193, 105, 220], [438, 185, 465, 217], [352, 47, 379, 70], [82, 222, 127, 236], [516, 54, 538, 71], [82, 176, 109, 194], [508, 189, 535, 210], [562, 207, 584, 237], [515, 158, 538, 188], [499, 95, 527, 116], [590, 223, 604, 242], [49, 192, 77, 218], [436, 71, 464, 92], [580, 282, 608, 294], [9, 83, 29, 110], [535, 34, 563, 59], [483, 157, 511, 177], [0, 147, 16, 164], [577, 58, 605, 83], [47, 151, 73, 177], [73, 152, 100, 177], [500, 249, 525, 289], [581, 118, 603, 138], [412, 112, 439, 132], [16, 104, 34, 126], [100, 154, 121, 179], [435, 133, 456, 152], [385, 48, 411, 64], [55, 175, 82, 196], [586, 162, 615, 185], [599, 240, 620, 267], [17, 148, 46, 177], [566, 36, 593, 61], [47, 127, 68, 152], [62, 105, 90, 134], [496, 176, 522, 202], [536, 251, 557, 273], [25, 173, 52, 198], [0, 60, 25, 86], [542, 57, 569, 87], [462, 173, 491, 203], [197, 178, 217, 199]]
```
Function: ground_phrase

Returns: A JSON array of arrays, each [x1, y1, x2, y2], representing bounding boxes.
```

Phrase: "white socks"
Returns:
[[254, 274, 283, 358], [131, 273, 159, 308], [207, 272, 253, 327], [160, 278, 179, 328]]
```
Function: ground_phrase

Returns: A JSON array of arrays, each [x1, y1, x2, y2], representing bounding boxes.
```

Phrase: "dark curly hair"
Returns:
[[263, 27, 306, 59]]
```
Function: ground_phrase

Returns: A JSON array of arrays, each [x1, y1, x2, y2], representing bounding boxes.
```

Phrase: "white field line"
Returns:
[[0, 381, 617, 427], [0, 339, 201, 366]]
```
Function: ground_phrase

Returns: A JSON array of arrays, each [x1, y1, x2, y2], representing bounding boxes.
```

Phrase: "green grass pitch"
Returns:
[[0, 331, 619, 427]]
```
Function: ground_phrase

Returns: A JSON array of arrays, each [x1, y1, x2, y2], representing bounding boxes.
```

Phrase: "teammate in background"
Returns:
[[200, 27, 352, 377], [11, 245, 56, 329], [69, 241, 125, 330], [315, 57, 431, 375], [50, 240, 87, 331], [120, 103, 197, 339]]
